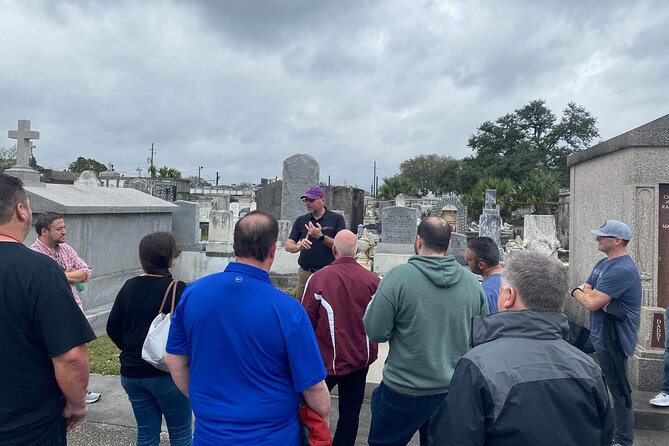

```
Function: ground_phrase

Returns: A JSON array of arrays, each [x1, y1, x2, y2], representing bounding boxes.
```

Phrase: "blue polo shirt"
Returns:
[[167, 262, 327, 446]]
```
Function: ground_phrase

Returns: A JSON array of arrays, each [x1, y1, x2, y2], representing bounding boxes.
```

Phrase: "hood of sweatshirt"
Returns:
[[407, 255, 463, 288]]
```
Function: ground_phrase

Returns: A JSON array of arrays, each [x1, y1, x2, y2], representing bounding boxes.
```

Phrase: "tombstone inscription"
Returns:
[[382, 206, 418, 244]]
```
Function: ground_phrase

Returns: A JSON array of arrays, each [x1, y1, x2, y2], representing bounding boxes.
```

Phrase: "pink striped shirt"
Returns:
[[29, 238, 92, 310]]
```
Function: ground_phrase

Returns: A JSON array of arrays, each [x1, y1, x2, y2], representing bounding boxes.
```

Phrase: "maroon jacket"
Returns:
[[302, 257, 380, 376]]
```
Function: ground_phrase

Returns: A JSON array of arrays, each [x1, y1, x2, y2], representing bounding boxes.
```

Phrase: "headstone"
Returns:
[[395, 193, 406, 207], [229, 202, 240, 218], [207, 210, 234, 255], [411, 203, 422, 215], [280, 154, 319, 223], [381, 206, 418, 244], [523, 215, 560, 259], [74, 170, 101, 187], [5, 119, 42, 185], [449, 233, 467, 265], [374, 207, 418, 275], [484, 189, 497, 209], [357, 224, 364, 236], [566, 113, 669, 391], [479, 189, 502, 249], [172, 201, 202, 250], [249, 201, 257, 212], [278, 220, 292, 246]]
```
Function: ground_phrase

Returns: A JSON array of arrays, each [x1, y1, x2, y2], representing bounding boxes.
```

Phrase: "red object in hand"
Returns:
[[299, 404, 332, 446]]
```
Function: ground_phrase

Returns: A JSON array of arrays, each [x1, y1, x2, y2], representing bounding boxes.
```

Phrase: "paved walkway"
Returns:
[[67, 373, 669, 446]]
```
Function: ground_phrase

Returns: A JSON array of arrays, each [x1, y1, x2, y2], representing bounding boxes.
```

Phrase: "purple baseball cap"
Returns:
[[300, 186, 325, 200]]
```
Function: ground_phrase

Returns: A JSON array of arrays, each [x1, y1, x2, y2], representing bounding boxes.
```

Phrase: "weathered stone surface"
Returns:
[[172, 200, 201, 251], [484, 189, 497, 209], [324, 186, 364, 231], [280, 154, 319, 223], [431, 194, 467, 234], [568, 114, 669, 390], [255, 180, 282, 219], [5, 119, 42, 185], [381, 206, 418, 244], [524, 215, 560, 258], [449, 232, 467, 265], [479, 209, 502, 248], [207, 210, 234, 254], [75, 170, 101, 187], [395, 193, 406, 207]]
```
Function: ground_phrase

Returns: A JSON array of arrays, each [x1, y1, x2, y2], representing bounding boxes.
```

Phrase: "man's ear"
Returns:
[[478, 261, 487, 272], [499, 284, 517, 312], [16, 202, 30, 223], [269, 242, 277, 260]]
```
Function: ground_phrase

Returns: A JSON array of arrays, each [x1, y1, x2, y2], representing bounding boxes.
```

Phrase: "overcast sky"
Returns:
[[1, 0, 667, 189]]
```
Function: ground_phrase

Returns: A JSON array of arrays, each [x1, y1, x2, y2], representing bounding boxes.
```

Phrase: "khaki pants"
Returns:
[[295, 267, 313, 302]]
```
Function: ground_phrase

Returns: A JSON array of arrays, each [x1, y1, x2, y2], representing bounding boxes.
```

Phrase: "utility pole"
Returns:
[[149, 143, 155, 169], [215, 171, 220, 186], [373, 161, 377, 197], [198, 166, 203, 180], [136, 167, 142, 177]]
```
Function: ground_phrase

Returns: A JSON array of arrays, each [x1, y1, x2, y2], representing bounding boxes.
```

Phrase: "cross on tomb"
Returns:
[[8, 120, 40, 168]]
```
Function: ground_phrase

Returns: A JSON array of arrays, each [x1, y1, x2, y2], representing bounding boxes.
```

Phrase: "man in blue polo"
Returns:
[[166, 210, 330, 445], [572, 219, 641, 446], [285, 186, 346, 299]]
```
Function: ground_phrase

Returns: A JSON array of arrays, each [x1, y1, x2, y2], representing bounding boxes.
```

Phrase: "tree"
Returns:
[[0, 146, 16, 174], [377, 175, 417, 199], [461, 176, 516, 220], [148, 165, 157, 178], [467, 100, 599, 185], [157, 166, 182, 179], [399, 155, 458, 195], [68, 157, 107, 174], [516, 171, 561, 214]]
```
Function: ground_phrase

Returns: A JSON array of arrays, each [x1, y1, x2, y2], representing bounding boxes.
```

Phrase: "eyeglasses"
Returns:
[[303, 198, 320, 203]]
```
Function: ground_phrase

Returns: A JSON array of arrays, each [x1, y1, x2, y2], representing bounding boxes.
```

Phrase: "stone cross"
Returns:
[[8, 120, 39, 168]]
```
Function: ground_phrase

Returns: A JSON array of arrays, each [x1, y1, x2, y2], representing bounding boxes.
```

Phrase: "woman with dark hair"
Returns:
[[106, 232, 192, 446]]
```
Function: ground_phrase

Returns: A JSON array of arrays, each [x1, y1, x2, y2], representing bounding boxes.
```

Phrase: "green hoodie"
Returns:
[[364, 255, 488, 395]]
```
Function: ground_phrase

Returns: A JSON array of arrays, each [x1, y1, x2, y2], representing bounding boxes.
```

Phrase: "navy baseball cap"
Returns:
[[301, 186, 325, 200], [590, 220, 631, 241]]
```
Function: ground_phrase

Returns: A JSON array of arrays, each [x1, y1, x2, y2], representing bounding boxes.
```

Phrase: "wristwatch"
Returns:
[[317, 234, 325, 241]]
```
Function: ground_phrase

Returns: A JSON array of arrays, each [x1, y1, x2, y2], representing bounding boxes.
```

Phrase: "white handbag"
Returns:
[[141, 279, 177, 372]]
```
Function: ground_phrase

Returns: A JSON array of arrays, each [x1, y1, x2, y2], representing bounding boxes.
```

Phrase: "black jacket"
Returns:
[[428, 311, 613, 446]]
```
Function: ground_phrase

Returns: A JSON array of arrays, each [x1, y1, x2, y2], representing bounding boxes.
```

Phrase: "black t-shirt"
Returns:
[[106, 275, 186, 378], [0, 242, 96, 445], [288, 208, 346, 270]]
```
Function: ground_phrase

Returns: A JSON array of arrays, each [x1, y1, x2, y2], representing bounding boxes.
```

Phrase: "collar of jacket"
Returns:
[[471, 310, 569, 347]]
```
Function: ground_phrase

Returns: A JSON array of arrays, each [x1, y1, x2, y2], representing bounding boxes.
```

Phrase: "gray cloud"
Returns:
[[1, 0, 668, 187]]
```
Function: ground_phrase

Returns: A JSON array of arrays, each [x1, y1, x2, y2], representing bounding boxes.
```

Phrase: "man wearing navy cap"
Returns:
[[285, 186, 346, 299], [572, 219, 641, 446]]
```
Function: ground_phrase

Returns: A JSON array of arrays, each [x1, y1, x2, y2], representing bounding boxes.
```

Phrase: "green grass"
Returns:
[[88, 335, 121, 375]]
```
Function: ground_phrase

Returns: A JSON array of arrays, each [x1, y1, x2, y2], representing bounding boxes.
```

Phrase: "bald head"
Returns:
[[333, 230, 358, 259]]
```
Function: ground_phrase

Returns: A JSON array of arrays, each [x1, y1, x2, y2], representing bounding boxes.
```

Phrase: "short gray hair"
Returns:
[[503, 251, 568, 312]]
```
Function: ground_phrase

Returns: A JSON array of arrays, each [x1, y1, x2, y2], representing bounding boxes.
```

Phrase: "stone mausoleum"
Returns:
[[566, 113, 669, 391]]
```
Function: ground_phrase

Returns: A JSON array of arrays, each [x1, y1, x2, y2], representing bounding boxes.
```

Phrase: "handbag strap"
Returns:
[[158, 279, 178, 314]]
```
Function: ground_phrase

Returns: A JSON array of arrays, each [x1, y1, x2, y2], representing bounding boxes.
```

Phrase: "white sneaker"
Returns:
[[649, 391, 669, 407], [86, 390, 101, 404]]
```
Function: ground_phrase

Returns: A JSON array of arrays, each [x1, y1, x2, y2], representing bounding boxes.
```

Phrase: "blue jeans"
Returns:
[[662, 308, 669, 393], [368, 381, 447, 446], [121, 374, 193, 446]]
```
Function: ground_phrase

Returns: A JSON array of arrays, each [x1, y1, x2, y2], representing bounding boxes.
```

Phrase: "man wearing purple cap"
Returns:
[[285, 186, 346, 299], [572, 219, 641, 446]]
